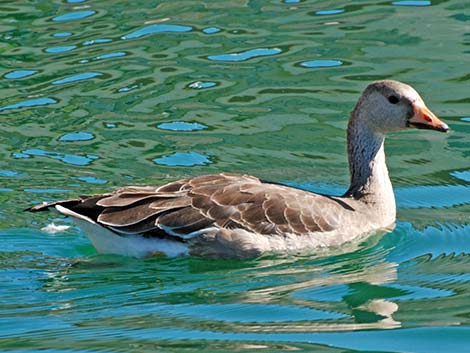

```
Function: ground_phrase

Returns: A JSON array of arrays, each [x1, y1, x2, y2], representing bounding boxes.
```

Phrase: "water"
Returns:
[[0, 0, 469, 351]]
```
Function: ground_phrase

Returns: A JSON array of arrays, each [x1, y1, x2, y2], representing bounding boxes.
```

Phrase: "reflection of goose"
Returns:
[[27, 80, 448, 258], [360, 299, 400, 327]]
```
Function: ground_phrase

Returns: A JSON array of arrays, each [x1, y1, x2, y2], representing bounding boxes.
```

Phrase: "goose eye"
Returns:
[[388, 95, 400, 104]]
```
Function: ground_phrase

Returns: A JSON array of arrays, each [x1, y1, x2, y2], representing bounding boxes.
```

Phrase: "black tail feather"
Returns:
[[25, 199, 82, 212]]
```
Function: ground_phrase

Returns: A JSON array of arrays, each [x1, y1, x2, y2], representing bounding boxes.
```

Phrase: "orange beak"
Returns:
[[408, 102, 449, 133]]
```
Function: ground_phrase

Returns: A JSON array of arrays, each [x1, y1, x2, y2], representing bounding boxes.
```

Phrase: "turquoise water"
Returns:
[[1, 0, 469, 352]]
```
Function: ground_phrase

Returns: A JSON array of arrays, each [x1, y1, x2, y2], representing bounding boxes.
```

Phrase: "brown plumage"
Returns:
[[28, 173, 345, 240], [26, 80, 449, 258]]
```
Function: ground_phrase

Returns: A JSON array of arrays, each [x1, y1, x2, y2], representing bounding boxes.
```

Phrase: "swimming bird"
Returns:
[[27, 80, 449, 258]]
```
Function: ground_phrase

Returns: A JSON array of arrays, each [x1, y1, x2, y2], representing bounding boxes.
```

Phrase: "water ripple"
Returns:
[[0, 97, 57, 111], [45, 46, 77, 54], [94, 52, 126, 60], [0, 170, 27, 177], [208, 48, 282, 62], [387, 283, 453, 301], [157, 122, 208, 131], [75, 176, 107, 184], [121, 24, 193, 40], [301, 60, 343, 68], [396, 184, 470, 208], [4, 70, 38, 79], [53, 32, 72, 38], [153, 152, 211, 167], [23, 188, 72, 193], [387, 223, 470, 262], [293, 284, 350, 303], [21, 149, 98, 166], [450, 170, 470, 182], [188, 81, 217, 89], [202, 27, 221, 34], [52, 72, 103, 85], [315, 10, 344, 16], [82, 39, 112, 46], [286, 181, 470, 209], [118, 85, 139, 93], [59, 132, 95, 142], [96, 302, 346, 323], [57, 326, 470, 353], [392, 1, 431, 6], [52, 10, 96, 22]]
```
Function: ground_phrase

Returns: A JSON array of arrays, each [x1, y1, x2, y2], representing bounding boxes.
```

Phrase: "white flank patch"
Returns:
[[55, 205, 188, 258], [41, 223, 70, 234]]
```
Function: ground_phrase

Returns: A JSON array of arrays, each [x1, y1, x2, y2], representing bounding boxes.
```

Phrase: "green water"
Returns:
[[1, 0, 469, 352]]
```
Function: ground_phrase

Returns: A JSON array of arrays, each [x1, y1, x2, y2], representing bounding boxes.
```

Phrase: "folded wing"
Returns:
[[28, 173, 349, 240]]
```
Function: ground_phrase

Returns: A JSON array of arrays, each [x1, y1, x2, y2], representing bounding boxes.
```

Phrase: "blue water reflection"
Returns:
[[301, 60, 343, 68], [127, 302, 346, 322], [153, 152, 211, 166], [157, 122, 208, 131], [23, 188, 72, 193], [202, 27, 221, 34], [52, 10, 96, 22], [208, 48, 282, 62], [95, 52, 126, 60], [395, 185, 470, 208], [59, 132, 95, 142], [0, 98, 57, 111], [53, 32, 72, 38], [315, 10, 344, 15], [392, 1, 431, 6], [82, 39, 112, 46], [387, 283, 453, 301], [188, 81, 217, 89], [52, 72, 103, 85], [45, 46, 77, 53], [21, 149, 98, 166], [118, 85, 139, 92], [450, 170, 470, 182], [293, 284, 350, 303], [4, 70, 38, 79], [0, 170, 27, 177], [75, 176, 108, 184], [122, 24, 193, 40]]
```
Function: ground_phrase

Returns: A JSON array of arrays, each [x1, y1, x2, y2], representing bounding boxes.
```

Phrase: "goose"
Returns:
[[27, 80, 449, 259]]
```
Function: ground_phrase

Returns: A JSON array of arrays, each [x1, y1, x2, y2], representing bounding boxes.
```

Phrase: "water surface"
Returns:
[[0, 0, 469, 352]]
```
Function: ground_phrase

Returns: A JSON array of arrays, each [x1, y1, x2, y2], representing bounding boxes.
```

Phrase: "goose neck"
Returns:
[[345, 118, 394, 210]]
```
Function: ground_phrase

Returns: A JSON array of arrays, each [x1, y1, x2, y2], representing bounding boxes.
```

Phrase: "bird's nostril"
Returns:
[[423, 114, 432, 122]]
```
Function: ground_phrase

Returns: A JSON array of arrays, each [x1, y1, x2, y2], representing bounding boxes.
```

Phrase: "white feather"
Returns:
[[55, 205, 188, 258]]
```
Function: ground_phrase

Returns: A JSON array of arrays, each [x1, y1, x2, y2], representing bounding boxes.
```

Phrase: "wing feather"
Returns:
[[156, 207, 206, 230], [263, 197, 288, 226], [98, 202, 163, 227], [97, 193, 159, 207], [27, 173, 347, 242], [284, 207, 308, 234]]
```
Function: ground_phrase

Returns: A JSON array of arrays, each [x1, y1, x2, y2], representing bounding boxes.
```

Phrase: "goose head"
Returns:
[[352, 80, 449, 134]]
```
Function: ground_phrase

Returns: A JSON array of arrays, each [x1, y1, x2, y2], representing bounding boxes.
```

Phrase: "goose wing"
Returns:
[[27, 173, 350, 239]]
